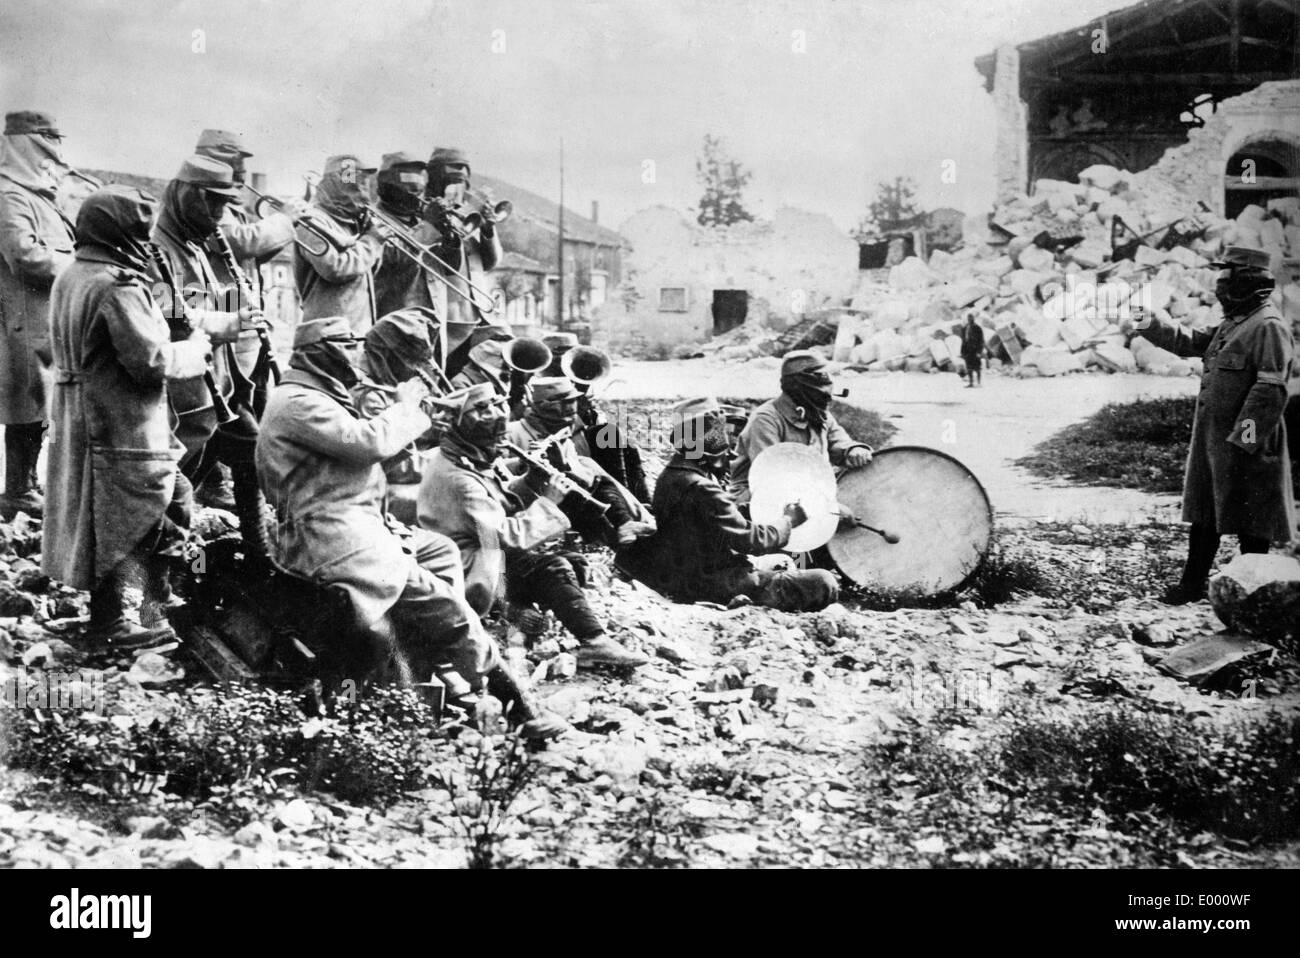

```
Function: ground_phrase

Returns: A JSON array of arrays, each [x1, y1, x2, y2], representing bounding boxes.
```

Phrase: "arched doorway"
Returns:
[[1224, 137, 1299, 220]]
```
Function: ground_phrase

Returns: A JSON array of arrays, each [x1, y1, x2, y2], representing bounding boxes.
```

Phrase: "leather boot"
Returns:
[[576, 633, 649, 669], [140, 556, 185, 635], [195, 465, 237, 511], [0, 422, 44, 519], [484, 663, 569, 740], [230, 463, 273, 571], [87, 559, 175, 651]]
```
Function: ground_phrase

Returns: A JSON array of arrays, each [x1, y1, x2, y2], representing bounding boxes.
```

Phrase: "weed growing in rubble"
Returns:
[[857, 704, 1300, 866], [429, 732, 538, 869], [8, 683, 441, 818]]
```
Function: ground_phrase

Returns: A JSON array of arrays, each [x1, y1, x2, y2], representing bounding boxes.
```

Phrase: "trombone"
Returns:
[[245, 183, 334, 257], [367, 203, 501, 314]]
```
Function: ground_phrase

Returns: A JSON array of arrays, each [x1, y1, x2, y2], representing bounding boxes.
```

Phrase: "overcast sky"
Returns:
[[0, 0, 1137, 231]]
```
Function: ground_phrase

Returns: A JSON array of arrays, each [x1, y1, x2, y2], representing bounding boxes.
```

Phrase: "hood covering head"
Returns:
[[160, 155, 240, 243], [315, 153, 377, 224], [440, 382, 508, 466], [74, 185, 156, 272], [525, 376, 581, 433], [289, 317, 363, 413], [426, 146, 470, 201], [377, 152, 427, 218], [667, 396, 732, 473], [0, 132, 65, 196], [779, 350, 833, 430], [363, 307, 438, 386]]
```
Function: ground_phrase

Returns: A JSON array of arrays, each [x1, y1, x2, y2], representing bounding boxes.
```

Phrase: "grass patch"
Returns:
[[854, 705, 1300, 866], [1015, 396, 1194, 494]]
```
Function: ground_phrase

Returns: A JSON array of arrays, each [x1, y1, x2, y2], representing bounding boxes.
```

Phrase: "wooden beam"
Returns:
[[1192, 0, 1234, 28], [1223, 175, 1300, 190], [1024, 71, 1292, 87]]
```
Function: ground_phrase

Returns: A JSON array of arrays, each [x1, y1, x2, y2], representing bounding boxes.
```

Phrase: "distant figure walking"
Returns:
[[960, 314, 985, 388]]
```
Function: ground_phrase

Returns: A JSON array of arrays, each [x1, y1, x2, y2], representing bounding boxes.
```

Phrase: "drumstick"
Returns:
[[824, 511, 900, 544]]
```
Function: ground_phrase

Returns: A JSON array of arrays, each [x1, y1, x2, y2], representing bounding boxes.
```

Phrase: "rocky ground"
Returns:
[[1, 371, 1297, 869]]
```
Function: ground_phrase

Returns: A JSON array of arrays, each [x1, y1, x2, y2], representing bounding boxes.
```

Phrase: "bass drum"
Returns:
[[828, 446, 992, 595]]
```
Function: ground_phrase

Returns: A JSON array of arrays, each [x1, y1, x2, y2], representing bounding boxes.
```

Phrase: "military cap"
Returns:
[[466, 323, 513, 349], [293, 317, 360, 349], [195, 129, 252, 159], [324, 153, 378, 176], [435, 382, 500, 418], [542, 332, 579, 353], [4, 111, 60, 136], [529, 376, 581, 404], [175, 155, 241, 197], [381, 151, 427, 172], [668, 396, 721, 430], [780, 350, 829, 378], [1209, 245, 1272, 272], [428, 147, 470, 174]]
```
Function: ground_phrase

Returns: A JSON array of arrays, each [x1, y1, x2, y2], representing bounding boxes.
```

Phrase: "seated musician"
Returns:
[[449, 325, 511, 393], [417, 383, 649, 669], [542, 333, 650, 504], [507, 376, 655, 546], [256, 318, 565, 738], [617, 397, 839, 612], [351, 307, 445, 525]]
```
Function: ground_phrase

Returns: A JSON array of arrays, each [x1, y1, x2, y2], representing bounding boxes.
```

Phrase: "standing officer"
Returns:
[[1131, 245, 1295, 603]]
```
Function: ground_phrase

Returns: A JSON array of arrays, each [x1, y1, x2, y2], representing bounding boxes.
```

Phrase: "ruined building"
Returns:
[[975, 0, 1299, 214]]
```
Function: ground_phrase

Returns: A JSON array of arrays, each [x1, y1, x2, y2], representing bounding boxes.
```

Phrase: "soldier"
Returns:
[[150, 155, 271, 567], [293, 153, 390, 336], [42, 186, 212, 648], [351, 307, 446, 525], [419, 147, 502, 326], [417, 383, 649, 668], [257, 318, 565, 738], [372, 151, 433, 319], [730, 351, 874, 506], [960, 313, 986, 388], [618, 397, 840, 611], [1130, 245, 1295, 604], [192, 128, 300, 507], [507, 376, 655, 545], [0, 110, 77, 518]]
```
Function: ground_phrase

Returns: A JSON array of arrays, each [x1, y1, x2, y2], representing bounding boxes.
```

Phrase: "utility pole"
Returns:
[[556, 139, 565, 331]]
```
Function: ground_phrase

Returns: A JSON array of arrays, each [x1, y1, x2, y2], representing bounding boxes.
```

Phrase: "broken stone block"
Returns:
[[1162, 246, 1203, 269], [1158, 632, 1272, 685], [889, 256, 940, 290], [945, 281, 995, 309], [1016, 245, 1055, 273], [1067, 242, 1108, 269], [1088, 342, 1137, 373], [1208, 553, 1300, 647], [1078, 164, 1130, 193], [973, 255, 1015, 279], [1268, 196, 1300, 222], [1023, 347, 1083, 377], [872, 299, 912, 330], [1259, 218, 1286, 248], [1133, 244, 1164, 267], [1235, 204, 1267, 228]]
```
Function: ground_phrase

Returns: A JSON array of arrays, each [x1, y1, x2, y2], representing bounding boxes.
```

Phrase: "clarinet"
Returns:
[[504, 441, 608, 514], [145, 244, 236, 425], [211, 229, 282, 385]]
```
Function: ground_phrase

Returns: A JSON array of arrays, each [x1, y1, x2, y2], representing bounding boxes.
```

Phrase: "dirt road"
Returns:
[[605, 360, 1200, 524]]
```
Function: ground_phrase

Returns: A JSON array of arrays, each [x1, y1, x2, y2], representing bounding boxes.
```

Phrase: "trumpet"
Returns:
[[244, 183, 334, 257], [367, 203, 501, 314], [422, 190, 513, 243]]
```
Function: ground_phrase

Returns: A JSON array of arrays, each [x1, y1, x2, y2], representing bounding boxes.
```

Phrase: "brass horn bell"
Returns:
[[561, 345, 611, 386], [502, 337, 553, 375]]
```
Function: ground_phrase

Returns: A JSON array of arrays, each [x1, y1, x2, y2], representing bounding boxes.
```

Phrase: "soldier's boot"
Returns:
[[194, 462, 237, 511], [484, 662, 570, 741], [230, 463, 273, 573], [87, 559, 175, 651], [576, 633, 650, 669], [140, 555, 186, 635], [0, 422, 45, 519]]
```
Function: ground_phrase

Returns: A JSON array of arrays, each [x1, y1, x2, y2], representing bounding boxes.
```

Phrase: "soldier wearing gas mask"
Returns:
[[1130, 245, 1294, 604], [420, 147, 502, 326], [418, 382, 650, 670], [372, 151, 433, 319], [617, 397, 839, 611]]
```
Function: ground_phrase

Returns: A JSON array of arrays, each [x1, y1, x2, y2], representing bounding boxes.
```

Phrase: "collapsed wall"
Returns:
[[814, 80, 1300, 378]]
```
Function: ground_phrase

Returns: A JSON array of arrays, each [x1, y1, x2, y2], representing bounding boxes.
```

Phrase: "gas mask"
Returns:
[[378, 167, 427, 218], [457, 394, 508, 453], [1215, 267, 1275, 316]]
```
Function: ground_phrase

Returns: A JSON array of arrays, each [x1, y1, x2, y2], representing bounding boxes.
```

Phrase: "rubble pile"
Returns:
[[834, 168, 1300, 378], [699, 165, 1299, 378]]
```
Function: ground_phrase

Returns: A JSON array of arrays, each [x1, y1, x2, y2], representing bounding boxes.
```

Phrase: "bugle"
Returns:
[[244, 183, 334, 257], [367, 203, 501, 314]]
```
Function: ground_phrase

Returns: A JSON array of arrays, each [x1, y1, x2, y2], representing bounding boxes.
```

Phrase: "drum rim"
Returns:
[[829, 444, 995, 594]]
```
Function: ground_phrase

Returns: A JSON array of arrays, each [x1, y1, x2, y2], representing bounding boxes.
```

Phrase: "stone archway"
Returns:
[[1223, 132, 1299, 220]]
